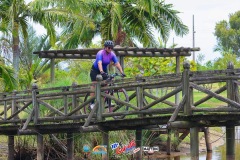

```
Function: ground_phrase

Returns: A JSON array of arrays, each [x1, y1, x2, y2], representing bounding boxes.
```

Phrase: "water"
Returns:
[[174, 139, 240, 160]]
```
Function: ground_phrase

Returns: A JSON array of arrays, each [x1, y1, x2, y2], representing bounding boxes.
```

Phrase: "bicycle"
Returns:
[[84, 73, 129, 119]]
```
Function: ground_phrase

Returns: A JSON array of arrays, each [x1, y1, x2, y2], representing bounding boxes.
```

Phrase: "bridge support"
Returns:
[[8, 136, 14, 160], [190, 127, 199, 159], [135, 129, 142, 159], [102, 130, 109, 160], [226, 125, 235, 159], [37, 134, 44, 160], [67, 133, 74, 160]]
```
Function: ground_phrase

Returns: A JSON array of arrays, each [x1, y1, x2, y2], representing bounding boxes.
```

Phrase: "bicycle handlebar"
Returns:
[[106, 73, 124, 82]]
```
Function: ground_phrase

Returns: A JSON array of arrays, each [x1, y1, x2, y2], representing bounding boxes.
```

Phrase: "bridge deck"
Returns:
[[0, 63, 240, 136]]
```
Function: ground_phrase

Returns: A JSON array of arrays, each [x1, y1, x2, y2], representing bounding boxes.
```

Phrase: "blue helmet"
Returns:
[[104, 40, 114, 47]]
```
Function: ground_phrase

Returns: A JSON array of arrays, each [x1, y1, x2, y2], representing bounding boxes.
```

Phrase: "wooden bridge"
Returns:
[[1, 61, 240, 160]]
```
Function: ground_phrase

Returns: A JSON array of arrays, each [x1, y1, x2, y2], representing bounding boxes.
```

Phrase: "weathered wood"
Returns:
[[67, 133, 74, 160], [11, 91, 17, 122], [144, 91, 177, 107], [141, 86, 182, 110], [32, 85, 39, 124], [38, 99, 65, 116], [50, 58, 55, 82], [135, 129, 142, 159], [202, 127, 212, 152], [101, 92, 139, 111], [192, 107, 240, 112], [34, 47, 199, 59], [8, 135, 14, 160], [194, 85, 226, 106], [102, 130, 109, 160], [72, 82, 78, 116], [226, 63, 236, 158], [166, 129, 171, 155], [168, 95, 186, 122], [50, 134, 67, 153], [37, 133, 44, 160], [183, 62, 191, 115], [67, 96, 95, 116], [226, 125, 235, 157], [84, 102, 98, 127], [21, 109, 34, 130], [190, 127, 199, 159], [7, 101, 32, 120], [63, 87, 69, 115], [96, 75, 103, 121], [191, 82, 240, 109]]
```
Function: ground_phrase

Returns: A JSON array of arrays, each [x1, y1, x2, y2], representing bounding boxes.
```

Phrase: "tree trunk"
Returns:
[[12, 22, 20, 83]]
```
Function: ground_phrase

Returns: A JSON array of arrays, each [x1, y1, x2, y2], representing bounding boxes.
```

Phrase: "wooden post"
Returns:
[[190, 127, 199, 159], [119, 56, 124, 69], [63, 87, 69, 115], [11, 91, 17, 122], [3, 94, 7, 120], [175, 56, 180, 105], [167, 129, 171, 155], [182, 61, 191, 115], [72, 82, 78, 115], [136, 75, 144, 118], [37, 134, 44, 160], [203, 127, 212, 152], [8, 136, 14, 160], [226, 62, 235, 158], [174, 56, 181, 151], [96, 74, 103, 121], [50, 58, 55, 82], [102, 130, 109, 160], [67, 133, 74, 160], [32, 84, 39, 124], [135, 129, 142, 159]]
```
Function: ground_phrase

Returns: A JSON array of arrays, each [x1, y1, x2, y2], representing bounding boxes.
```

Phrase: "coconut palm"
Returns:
[[60, 0, 188, 48], [0, 59, 16, 92], [0, 0, 93, 85]]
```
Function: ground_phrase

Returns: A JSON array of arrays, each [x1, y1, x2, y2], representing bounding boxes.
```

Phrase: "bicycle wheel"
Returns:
[[108, 88, 129, 119], [83, 92, 108, 114]]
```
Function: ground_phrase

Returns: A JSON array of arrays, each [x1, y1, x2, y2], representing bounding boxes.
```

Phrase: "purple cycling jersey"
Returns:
[[93, 49, 118, 71]]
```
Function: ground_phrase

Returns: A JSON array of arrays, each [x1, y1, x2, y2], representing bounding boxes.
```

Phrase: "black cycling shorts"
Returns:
[[90, 65, 108, 81]]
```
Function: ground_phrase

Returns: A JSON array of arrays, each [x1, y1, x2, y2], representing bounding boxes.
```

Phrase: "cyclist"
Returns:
[[89, 40, 126, 109]]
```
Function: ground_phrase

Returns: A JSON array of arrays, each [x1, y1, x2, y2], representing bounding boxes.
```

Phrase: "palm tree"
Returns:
[[60, 0, 188, 48], [0, 0, 52, 83], [0, 58, 16, 92], [0, 0, 93, 85]]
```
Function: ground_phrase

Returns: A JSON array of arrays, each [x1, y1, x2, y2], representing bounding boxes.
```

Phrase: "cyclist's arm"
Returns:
[[97, 61, 104, 73], [115, 62, 124, 74]]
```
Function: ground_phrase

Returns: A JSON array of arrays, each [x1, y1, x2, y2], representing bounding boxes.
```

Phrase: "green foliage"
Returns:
[[213, 52, 240, 70], [59, 0, 188, 48], [124, 56, 196, 77], [0, 60, 16, 92], [214, 11, 240, 56]]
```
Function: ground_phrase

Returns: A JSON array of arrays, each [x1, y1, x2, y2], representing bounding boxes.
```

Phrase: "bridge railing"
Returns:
[[0, 62, 240, 130]]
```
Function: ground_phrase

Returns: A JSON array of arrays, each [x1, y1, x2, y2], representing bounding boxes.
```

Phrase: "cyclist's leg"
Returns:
[[89, 67, 99, 109]]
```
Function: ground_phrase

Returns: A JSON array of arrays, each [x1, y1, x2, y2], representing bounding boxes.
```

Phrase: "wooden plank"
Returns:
[[101, 92, 139, 110], [191, 82, 240, 109], [194, 85, 226, 106], [141, 86, 182, 110], [84, 102, 98, 127], [38, 99, 64, 116], [168, 95, 186, 122]]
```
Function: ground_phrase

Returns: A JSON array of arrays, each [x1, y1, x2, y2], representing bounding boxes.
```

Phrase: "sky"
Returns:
[[165, 0, 240, 63]]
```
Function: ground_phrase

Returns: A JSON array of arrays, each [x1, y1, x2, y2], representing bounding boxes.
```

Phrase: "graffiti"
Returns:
[[92, 145, 107, 154], [115, 140, 136, 155]]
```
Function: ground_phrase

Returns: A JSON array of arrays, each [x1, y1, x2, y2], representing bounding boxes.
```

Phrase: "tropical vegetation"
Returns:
[[0, 0, 240, 159]]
